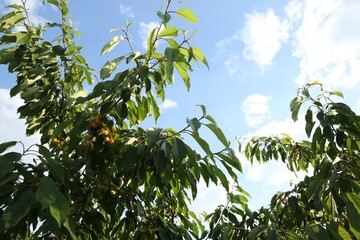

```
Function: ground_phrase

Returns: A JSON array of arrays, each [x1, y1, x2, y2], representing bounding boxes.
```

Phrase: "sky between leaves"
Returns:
[[1, 0, 360, 211]]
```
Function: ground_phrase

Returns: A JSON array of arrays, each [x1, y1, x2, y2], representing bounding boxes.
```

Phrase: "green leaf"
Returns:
[[35, 177, 70, 227], [330, 90, 344, 98], [192, 47, 209, 68], [214, 166, 229, 192], [0, 141, 19, 154], [305, 224, 330, 240], [147, 128, 162, 145], [35, 177, 58, 208], [187, 117, 201, 133], [101, 35, 124, 55], [205, 123, 229, 147], [0, 154, 16, 177], [172, 138, 187, 164], [64, 218, 79, 240], [346, 193, 360, 235], [100, 56, 124, 79], [148, 91, 160, 122], [176, 8, 198, 23], [52, 45, 65, 55], [290, 96, 303, 121], [38, 145, 65, 183], [160, 164, 172, 184], [2, 190, 35, 229], [174, 62, 190, 90], [249, 225, 267, 240], [327, 223, 352, 240], [157, 11, 171, 24], [46, 0, 59, 7], [191, 133, 212, 157], [147, 28, 157, 53], [165, 47, 180, 63], [197, 104, 207, 116], [265, 229, 277, 240], [49, 196, 70, 227], [158, 26, 179, 37], [15, 32, 30, 44]]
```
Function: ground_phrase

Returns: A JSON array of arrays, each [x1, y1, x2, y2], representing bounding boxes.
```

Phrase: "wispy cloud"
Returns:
[[241, 9, 290, 69], [159, 99, 178, 110], [287, 0, 360, 89], [119, 4, 135, 19], [224, 54, 241, 75], [241, 94, 271, 127]]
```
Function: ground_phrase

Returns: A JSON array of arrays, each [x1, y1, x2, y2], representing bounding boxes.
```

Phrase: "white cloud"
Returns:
[[0, 89, 40, 155], [159, 99, 178, 110], [1, 0, 47, 26], [244, 160, 308, 187], [249, 115, 306, 140], [119, 4, 135, 18], [216, 31, 242, 51], [288, 0, 360, 89], [190, 180, 227, 213], [241, 94, 271, 127], [138, 21, 162, 49], [241, 9, 290, 68], [224, 54, 241, 75]]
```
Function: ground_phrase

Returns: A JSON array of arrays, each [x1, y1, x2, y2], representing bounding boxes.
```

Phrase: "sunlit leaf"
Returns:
[[176, 8, 198, 23], [158, 26, 179, 37], [100, 35, 124, 55]]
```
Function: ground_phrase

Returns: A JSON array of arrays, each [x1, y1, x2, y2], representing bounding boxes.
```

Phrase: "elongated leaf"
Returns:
[[172, 138, 187, 164], [205, 123, 229, 147], [2, 190, 35, 229], [165, 47, 180, 63], [0, 141, 18, 154], [35, 177, 70, 227], [0, 155, 15, 177], [327, 223, 352, 240], [46, 0, 59, 7], [249, 225, 267, 240], [187, 117, 201, 133], [192, 47, 209, 68], [49, 195, 70, 227], [290, 96, 303, 121], [158, 26, 179, 37], [100, 56, 124, 79], [330, 90, 344, 98], [176, 8, 198, 23], [38, 145, 65, 183], [191, 133, 212, 157], [101, 35, 124, 55], [148, 91, 160, 121], [174, 62, 190, 90], [346, 193, 360, 235], [214, 166, 229, 192], [64, 218, 79, 240]]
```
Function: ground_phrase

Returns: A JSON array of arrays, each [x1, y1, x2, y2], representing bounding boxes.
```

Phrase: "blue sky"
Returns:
[[1, 0, 360, 212]]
